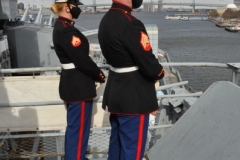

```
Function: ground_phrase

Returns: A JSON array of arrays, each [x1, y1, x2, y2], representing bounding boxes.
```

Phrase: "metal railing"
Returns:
[[1, 62, 239, 84], [0, 63, 234, 73], [0, 62, 239, 108]]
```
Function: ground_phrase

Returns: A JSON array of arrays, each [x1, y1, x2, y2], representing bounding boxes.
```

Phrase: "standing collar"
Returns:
[[111, 2, 132, 14], [58, 16, 75, 26]]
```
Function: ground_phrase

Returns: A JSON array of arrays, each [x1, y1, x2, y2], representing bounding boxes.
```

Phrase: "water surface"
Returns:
[[78, 12, 240, 91]]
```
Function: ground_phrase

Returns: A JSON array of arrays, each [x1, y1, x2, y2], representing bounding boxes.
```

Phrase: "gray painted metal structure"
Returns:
[[4, 26, 59, 69], [0, 0, 19, 20], [147, 81, 240, 160], [0, 35, 11, 70]]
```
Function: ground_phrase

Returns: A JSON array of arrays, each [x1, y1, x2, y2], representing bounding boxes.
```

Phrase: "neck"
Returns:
[[113, 0, 132, 8], [59, 12, 73, 20]]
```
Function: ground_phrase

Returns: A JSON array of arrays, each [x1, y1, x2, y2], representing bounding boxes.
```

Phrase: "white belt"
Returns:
[[110, 66, 139, 73], [61, 63, 75, 69]]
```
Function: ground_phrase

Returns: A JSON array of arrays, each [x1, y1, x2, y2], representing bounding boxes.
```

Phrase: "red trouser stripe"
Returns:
[[77, 101, 85, 160], [136, 115, 145, 160]]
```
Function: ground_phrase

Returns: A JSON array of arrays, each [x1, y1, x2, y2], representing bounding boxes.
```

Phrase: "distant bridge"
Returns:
[[83, 2, 226, 8], [82, 1, 227, 13], [156, 2, 226, 7], [32, 1, 228, 15]]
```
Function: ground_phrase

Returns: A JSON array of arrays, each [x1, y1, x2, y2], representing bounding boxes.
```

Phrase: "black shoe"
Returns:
[[85, 158, 89, 160]]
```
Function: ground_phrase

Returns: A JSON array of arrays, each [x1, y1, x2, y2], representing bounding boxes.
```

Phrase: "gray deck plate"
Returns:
[[147, 81, 240, 160]]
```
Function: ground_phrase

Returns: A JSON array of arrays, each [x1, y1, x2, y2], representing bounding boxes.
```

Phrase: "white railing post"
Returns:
[[227, 63, 240, 84]]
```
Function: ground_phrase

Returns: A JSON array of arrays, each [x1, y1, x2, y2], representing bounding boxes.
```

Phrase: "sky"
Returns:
[[17, 0, 234, 8]]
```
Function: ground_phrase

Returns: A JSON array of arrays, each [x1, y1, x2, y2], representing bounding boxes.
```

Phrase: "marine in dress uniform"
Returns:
[[51, 0, 105, 159], [98, 0, 164, 159]]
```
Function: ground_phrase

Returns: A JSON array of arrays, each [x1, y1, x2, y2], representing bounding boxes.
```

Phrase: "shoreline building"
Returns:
[[143, 0, 163, 12]]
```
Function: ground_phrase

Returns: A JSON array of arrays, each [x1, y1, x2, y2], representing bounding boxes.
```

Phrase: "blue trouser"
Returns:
[[108, 114, 149, 160], [65, 101, 93, 160]]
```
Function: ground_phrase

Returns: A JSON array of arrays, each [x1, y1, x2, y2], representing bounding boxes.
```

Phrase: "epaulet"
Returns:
[[57, 20, 74, 28], [111, 8, 132, 21], [123, 10, 132, 21]]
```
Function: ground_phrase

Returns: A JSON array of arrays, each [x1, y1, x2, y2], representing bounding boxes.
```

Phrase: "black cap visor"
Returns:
[[68, 0, 84, 5], [75, 1, 83, 5]]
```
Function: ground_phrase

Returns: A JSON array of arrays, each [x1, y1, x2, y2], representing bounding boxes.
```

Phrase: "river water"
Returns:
[[76, 12, 240, 91]]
